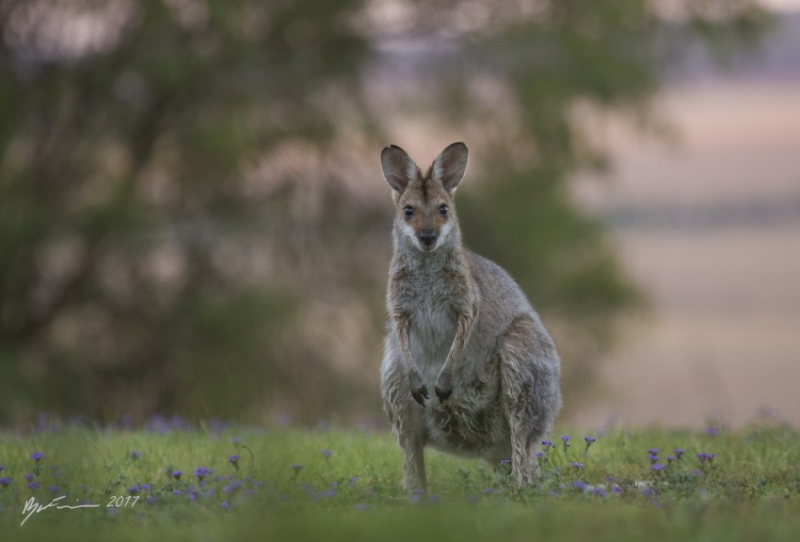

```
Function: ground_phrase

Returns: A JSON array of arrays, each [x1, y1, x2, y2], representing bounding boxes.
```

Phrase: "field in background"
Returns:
[[1, 424, 800, 541], [571, 61, 800, 427]]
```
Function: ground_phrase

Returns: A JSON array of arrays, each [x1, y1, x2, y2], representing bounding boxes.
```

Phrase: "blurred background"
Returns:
[[0, 0, 796, 429]]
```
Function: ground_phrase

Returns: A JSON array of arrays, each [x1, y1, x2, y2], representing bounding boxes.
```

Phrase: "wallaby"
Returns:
[[380, 142, 562, 490]]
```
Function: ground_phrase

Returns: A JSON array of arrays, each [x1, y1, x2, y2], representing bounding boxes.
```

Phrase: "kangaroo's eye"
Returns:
[[404, 205, 414, 217], [439, 204, 448, 216]]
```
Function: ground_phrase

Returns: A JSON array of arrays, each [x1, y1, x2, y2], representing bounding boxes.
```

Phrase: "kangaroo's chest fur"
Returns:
[[389, 249, 509, 458]]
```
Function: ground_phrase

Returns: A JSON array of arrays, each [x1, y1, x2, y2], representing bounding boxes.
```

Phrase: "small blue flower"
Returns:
[[647, 448, 659, 456], [28, 481, 40, 491], [228, 454, 240, 469], [590, 487, 606, 497], [651, 463, 667, 472], [315, 489, 337, 498], [224, 481, 244, 494], [571, 462, 584, 470], [649, 454, 659, 464], [584, 436, 596, 449], [127, 485, 140, 495], [0, 477, 11, 487], [220, 501, 230, 509], [172, 470, 183, 480], [31, 452, 44, 463], [674, 448, 685, 459], [130, 450, 142, 460], [321, 450, 333, 459], [173, 489, 182, 496], [572, 480, 586, 492], [541, 440, 553, 448], [534, 452, 544, 459], [194, 467, 211, 481], [24, 473, 35, 482]]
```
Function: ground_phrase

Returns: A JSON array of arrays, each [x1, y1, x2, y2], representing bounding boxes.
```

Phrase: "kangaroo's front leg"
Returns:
[[435, 311, 474, 403], [394, 313, 428, 406]]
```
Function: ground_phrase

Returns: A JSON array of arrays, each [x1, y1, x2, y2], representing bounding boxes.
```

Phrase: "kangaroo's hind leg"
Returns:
[[498, 314, 561, 487], [381, 346, 427, 491]]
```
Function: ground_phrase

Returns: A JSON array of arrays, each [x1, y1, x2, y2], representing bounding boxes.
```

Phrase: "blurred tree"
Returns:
[[0, 0, 768, 424]]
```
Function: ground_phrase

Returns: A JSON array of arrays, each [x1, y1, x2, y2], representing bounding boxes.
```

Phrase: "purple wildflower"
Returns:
[[220, 501, 230, 509], [172, 470, 183, 481], [649, 454, 659, 464], [321, 450, 333, 459], [31, 452, 44, 463], [28, 481, 40, 491], [696, 453, 708, 462], [291, 464, 303, 477], [0, 477, 11, 487], [651, 463, 667, 472], [173, 489, 182, 496], [590, 487, 606, 498], [316, 488, 337, 498], [146, 496, 158, 505], [541, 440, 553, 449], [584, 436, 596, 450], [194, 467, 211, 481], [499, 459, 511, 466], [534, 452, 544, 459], [572, 480, 587, 492], [127, 485, 140, 495], [647, 448, 659, 456], [130, 450, 142, 460], [140, 483, 151, 492], [707, 453, 716, 463], [674, 448, 685, 459], [571, 462, 584, 471], [24, 473, 35, 482], [666, 455, 676, 464], [224, 481, 244, 494], [231, 436, 242, 445], [228, 454, 240, 469]]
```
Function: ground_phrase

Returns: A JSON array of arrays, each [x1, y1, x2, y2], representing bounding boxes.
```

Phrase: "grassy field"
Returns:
[[1, 420, 800, 541]]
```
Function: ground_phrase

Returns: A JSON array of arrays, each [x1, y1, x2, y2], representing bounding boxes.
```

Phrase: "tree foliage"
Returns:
[[0, 0, 768, 423]]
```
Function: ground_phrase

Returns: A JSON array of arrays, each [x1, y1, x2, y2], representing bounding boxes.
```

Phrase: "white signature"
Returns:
[[20, 496, 100, 526]]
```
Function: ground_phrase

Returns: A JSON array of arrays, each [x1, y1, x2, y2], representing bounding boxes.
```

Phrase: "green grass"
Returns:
[[2, 423, 800, 541]]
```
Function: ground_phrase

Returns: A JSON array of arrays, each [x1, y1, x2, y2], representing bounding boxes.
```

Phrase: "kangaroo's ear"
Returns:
[[381, 145, 418, 194], [432, 142, 468, 194]]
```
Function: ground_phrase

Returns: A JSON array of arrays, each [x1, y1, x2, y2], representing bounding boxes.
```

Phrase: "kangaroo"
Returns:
[[379, 142, 562, 490]]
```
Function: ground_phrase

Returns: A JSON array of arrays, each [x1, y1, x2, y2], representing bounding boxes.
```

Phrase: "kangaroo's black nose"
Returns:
[[419, 229, 437, 246]]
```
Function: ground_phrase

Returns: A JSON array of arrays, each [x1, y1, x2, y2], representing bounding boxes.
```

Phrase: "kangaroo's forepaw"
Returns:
[[434, 383, 452, 403], [410, 385, 429, 406]]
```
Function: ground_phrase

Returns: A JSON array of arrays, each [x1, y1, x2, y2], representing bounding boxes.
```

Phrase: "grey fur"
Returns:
[[380, 143, 562, 490]]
